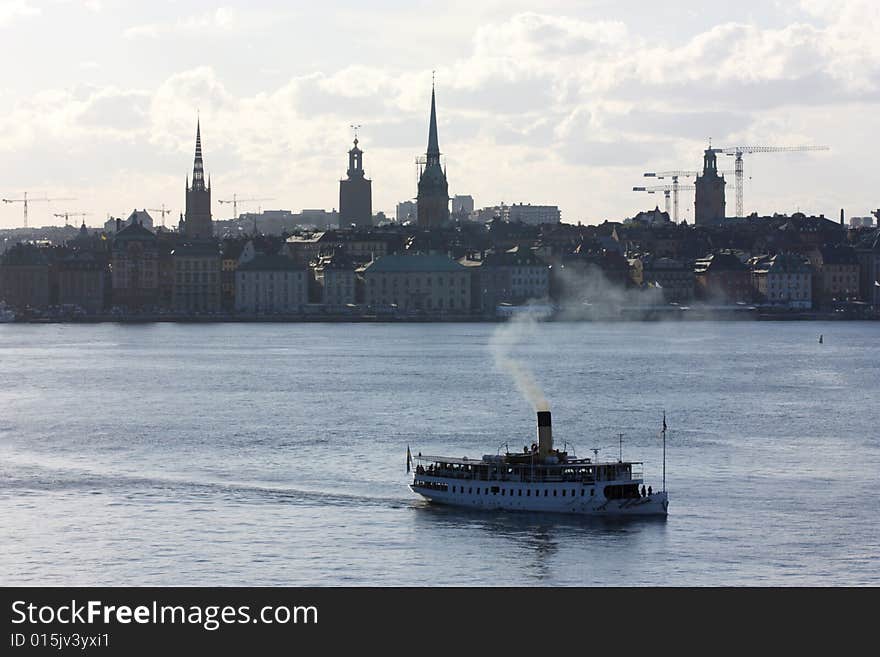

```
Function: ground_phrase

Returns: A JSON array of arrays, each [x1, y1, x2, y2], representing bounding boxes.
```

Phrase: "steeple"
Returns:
[[426, 82, 440, 165], [191, 119, 206, 191], [347, 138, 364, 179]]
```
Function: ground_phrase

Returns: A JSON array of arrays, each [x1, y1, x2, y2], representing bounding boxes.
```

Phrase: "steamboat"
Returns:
[[408, 410, 669, 517]]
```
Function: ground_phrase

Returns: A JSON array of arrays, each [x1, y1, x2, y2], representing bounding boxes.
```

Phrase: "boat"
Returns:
[[408, 410, 669, 517]]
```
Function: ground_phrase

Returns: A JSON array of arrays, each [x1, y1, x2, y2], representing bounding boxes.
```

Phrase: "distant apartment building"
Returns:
[[314, 251, 357, 307], [171, 241, 221, 313], [855, 231, 880, 308], [806, 245, 860, 307], [0, 243, 50, 309], [396, 201, 417, 224], [235, 254, 308, 314], [111, 220, 160, 310], [693, 251, 751, 303], [57, 252, 107, 313], [630, 256, 694, 304], [507, 203, 561, 226], [460, 246, 549, 312], [750, 253, 813, 309], [362, 254, 471, 313]]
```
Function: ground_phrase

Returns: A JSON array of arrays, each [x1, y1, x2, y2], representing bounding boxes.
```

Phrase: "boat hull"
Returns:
[[411, 484, 668, 517]]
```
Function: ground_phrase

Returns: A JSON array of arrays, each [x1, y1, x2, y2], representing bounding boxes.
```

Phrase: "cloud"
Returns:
[[0, 0, 39, 27], [124, 7, 289, 40]]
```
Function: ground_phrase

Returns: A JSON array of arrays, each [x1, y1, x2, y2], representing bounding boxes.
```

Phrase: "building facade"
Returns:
[[362, 254, 470, 313], [171, 242, 222, 313], [693, 251, 751, 303], [57, 252, 107, 313], [314, 251, 357, 307], [235, 254, 308, 314], [111, 220, 160, 310], [339, 138, 372, 228], [507, 203, 561, 226], [750, 253, 813, 309], [0, 244, 50, 310]]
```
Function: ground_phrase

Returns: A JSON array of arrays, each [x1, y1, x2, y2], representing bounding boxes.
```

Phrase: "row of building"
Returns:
[[2, 209, 879, 316]]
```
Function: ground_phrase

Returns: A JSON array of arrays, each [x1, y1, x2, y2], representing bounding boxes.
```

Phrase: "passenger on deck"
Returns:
[[648, 486, 653, 496], [641, 485, 646, 497]]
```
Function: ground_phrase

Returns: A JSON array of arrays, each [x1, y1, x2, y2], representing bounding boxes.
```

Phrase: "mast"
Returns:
[[662, 411, 667, 493]]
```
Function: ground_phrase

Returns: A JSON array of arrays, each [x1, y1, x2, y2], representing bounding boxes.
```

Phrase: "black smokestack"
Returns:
[[537, 410, 552, 458]]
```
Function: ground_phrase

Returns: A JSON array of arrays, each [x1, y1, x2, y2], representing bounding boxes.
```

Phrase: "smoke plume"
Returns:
[[489, 310, 550, 412]]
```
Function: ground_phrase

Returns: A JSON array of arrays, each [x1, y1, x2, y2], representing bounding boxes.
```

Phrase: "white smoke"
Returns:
[[489, 310, 550, 412]]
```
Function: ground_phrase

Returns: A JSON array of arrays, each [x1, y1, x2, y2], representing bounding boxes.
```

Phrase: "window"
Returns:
[[562, 489, 566, 496], [581, 489, 584, 496], [553, 489, 557, 496], [527, 489, 530, 496], [518, 489, 522, 496]]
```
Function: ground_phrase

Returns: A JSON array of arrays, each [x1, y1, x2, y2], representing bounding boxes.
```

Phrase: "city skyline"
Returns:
[[1, 1, 878, 228]]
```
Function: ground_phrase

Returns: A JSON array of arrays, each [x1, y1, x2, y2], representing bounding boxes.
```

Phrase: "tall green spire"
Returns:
[[426, 83, 440, 164]]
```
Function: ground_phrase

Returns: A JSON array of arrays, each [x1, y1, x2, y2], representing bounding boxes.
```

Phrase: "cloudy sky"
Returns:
[[0, 0, 877, 228]]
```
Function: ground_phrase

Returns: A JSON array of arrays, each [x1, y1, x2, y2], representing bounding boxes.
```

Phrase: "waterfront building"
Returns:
[[416, 85, 449, 229], [630, 255, 694, 304], [694, 147, 726, 225], [507, 203, 562, 226], [314, 250, 357, 308], [235, 254, 308, 314], [171, 241, 222, 313], [220, 240, 245, 311], [0, 243, 50, 310], [362, 254, 470, 313], [806, 245, 860, 307], [285, 232, 328, 265], [339, 137, 372, 228], [460, 246, 549, 312], [693, 251, 751, 303], [57, 252, 107, 313], [184, 120, 213, 239], [125, 209, 154, 231], [111, 220, 160, 310], [854, 230, 880, 309], [750, 253, 813, 309]]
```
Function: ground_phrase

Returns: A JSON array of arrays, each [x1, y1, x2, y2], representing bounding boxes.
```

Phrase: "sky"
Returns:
[[0, 0, 878, 228]]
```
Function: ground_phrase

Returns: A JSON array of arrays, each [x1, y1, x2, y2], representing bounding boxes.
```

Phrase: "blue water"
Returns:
[[0, 321, 877, 585]]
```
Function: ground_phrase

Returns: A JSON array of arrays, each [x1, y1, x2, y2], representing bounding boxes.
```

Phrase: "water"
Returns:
[[0, 321, 877, 586]]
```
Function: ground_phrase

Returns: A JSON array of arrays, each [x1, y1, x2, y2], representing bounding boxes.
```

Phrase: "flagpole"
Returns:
[[662, 411, 666, 493]]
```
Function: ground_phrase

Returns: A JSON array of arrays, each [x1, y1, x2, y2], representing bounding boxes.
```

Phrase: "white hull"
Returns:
[[411, 480, 668, 517]]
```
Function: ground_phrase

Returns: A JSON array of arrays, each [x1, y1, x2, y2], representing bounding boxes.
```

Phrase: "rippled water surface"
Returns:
[[1, 321, 877, 585]]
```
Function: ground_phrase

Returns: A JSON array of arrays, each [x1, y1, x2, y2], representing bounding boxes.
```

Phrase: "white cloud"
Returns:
[[0, 0, 39, 27]]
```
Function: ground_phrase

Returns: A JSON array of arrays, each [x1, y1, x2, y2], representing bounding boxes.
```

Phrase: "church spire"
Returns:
[[191, 118, 206, 191], [426, 79, 440, 164]]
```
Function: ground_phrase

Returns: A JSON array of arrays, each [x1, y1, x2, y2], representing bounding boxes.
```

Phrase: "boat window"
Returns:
[[518, 489, 522, 497], [526, 490, 531, 496], [553, 489, 557, 496], [580, 489, 584, 496], [469, 488, 472, 494], [562, 490, 566, 496], [544, 490, 548, 497], [572, 490, 575, 497], [501, 489, 505, 496], [591, 489, 594, 496]]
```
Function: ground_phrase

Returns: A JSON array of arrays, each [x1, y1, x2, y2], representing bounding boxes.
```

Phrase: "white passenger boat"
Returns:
[[408, 410, 669, 517]]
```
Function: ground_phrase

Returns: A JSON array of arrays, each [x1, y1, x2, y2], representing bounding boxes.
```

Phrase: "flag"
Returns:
[[662, 411, 667, 432], [406, 445, 412, 473], [875, 280, 880, 287]]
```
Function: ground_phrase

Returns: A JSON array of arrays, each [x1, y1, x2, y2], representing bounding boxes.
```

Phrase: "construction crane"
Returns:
[[147, 204, 174, 228], [2, 192, 76, 228], [633, 184, 696, 216], [53, 211, 89, 227], [218, 194, 275, 220], [711, 145, 829, 218], [643, 169, 733, 223]]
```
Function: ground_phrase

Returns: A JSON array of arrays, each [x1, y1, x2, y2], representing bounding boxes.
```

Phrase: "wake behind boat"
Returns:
[[408, 410, 669, 517]]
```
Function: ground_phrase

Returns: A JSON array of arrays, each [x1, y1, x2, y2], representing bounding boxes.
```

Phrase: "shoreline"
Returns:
[[4, 311, 876, 324]]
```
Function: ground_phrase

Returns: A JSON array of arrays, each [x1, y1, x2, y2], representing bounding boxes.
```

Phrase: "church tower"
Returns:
[[339, 133, 373, 228], [694, 146, 726, 226], [185, 119, 213, 238], [416, 83, 449, 230]]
